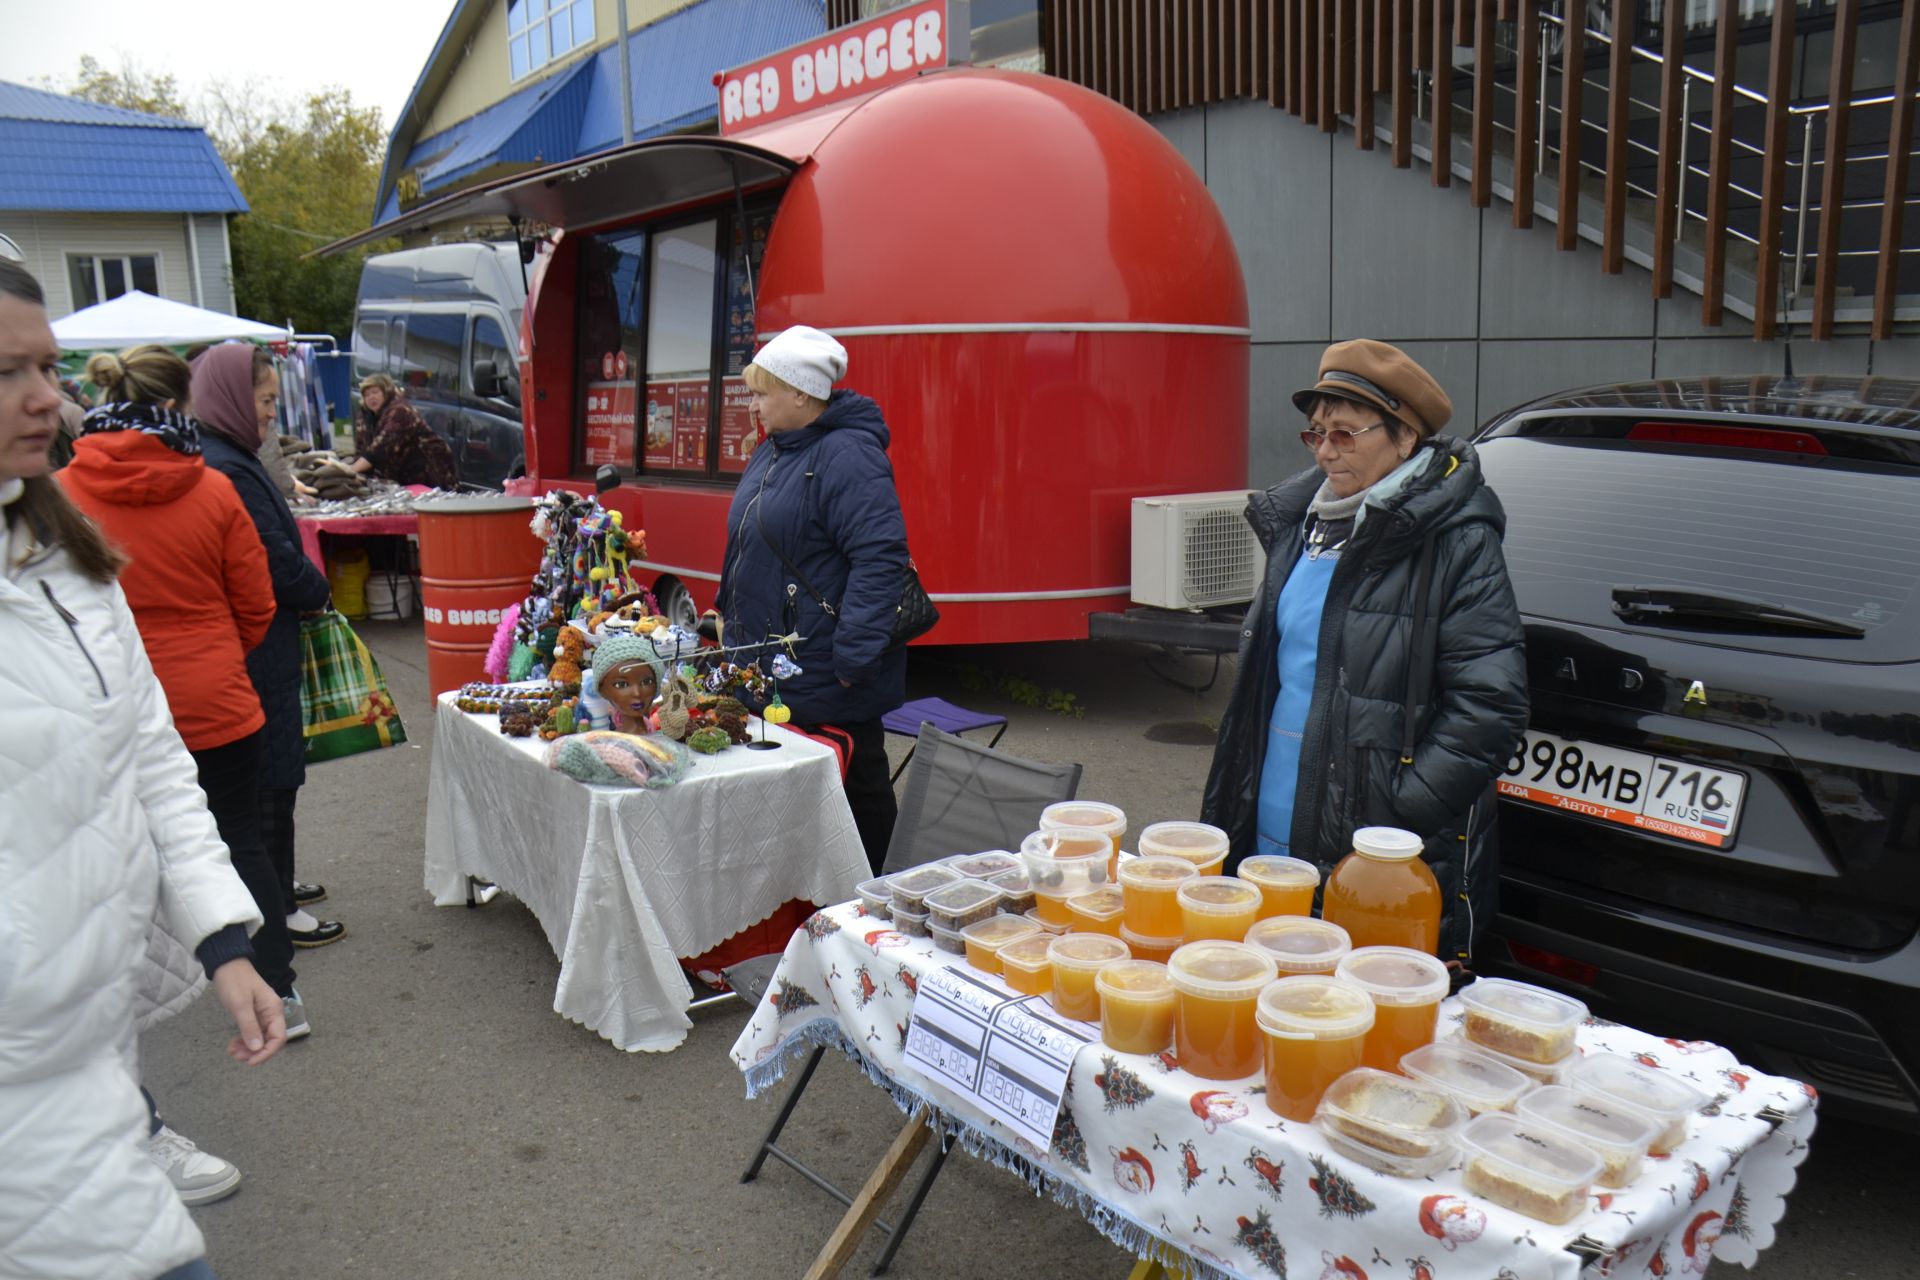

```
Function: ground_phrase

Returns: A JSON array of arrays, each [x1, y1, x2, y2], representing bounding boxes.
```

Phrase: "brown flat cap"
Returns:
[[1292, 339, 1452, 437]]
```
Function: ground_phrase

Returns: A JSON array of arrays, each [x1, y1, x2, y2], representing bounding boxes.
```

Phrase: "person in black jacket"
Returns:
[[1202, 340, 1527, 967], [716, 326, 909, 873], [191, 344, 346, 959]]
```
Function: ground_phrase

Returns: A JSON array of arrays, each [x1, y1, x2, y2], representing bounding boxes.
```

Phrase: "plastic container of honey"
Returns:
[[1254, 974, 1375, 1118], [1048, 932, 1131, 1021], [1399, 1041, 1534, 1117], [1065, 885, 1125, 937], [988, 867, 1036, 916], [1243, 915, 1352, 975], [1314, 1066, 1465, 1176], [1096, 960, 1177, 1054], [1176, 876, 1263, 943], [1321, 826, 1441, 953], [1024, 906, 1069, 936], [890, 863, 962, 916], [1458, 977, 1587, 1065], [1456, 1112, 1604, 1225], [1567, 1055, 1708, 1155], [1441, 1031, 1573, 1086], [1335, 946, 1451, 1071], [960, 915, 1041, 975], [1118, 925, 1181, 964], [943, 850, 1021, 880], [1137, 821, 1231, 875], [1235, 855, 1320, 919], [1169, 941, 1280, 1081], [1041, 801, 1127, 874], [856, 875, 894, 920], [996, 933, 1056, 997], [1022, 827, 1113, 924], [1516, 1086, 1661, 1188], [1117, 855, 1197, 938], [923, 879, 1003, 933]]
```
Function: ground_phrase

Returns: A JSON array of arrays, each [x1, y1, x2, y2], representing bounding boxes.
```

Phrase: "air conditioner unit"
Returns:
[[1130, 491, 1261, 610]]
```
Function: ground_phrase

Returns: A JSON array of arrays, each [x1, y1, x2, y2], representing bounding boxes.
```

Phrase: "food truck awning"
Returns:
[[311, 132, 809, 257]]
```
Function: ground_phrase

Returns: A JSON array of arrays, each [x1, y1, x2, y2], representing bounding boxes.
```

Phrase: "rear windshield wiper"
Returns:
[[1610, 585, 1867, 638]]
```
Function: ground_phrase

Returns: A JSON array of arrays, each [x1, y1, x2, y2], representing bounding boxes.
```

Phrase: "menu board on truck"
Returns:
[[582, 380, 636, 469], [674, 381, 710, 470], [643, 382, 676, 468], [718, 377, 762, 474]]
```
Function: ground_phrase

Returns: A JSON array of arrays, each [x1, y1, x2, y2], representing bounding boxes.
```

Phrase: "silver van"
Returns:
[[350, 243, 526, 489]]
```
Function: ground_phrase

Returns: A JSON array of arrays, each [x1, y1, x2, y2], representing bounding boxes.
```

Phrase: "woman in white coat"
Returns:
[[0, 261, 286, 1278]]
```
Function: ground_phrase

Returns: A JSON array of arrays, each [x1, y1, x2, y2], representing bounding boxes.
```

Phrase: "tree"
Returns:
[[56, 55, 192, 120]]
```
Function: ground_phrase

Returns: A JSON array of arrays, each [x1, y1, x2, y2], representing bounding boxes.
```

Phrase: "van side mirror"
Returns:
[[473, 359, 514, 401]]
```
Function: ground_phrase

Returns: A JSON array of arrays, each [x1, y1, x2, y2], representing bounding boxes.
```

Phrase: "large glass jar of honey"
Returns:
[[1321, 826, 1441, 954]]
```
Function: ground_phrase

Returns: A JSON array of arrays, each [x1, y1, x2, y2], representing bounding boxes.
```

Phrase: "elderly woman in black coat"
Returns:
[[191, 344, 346, 957], [1202, 340, 1528, 968]]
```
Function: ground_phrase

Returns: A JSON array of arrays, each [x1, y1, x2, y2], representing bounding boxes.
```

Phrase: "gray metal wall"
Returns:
[[1155, 99, 1920, 487]]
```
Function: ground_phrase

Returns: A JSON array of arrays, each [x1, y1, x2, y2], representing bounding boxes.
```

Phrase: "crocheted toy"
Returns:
[[686, 726, 731, 755], [499, 702, 538, 737], [702, 695, 753, 744], [762, 692, 792, 724], [653, 671, 697, 740], [548, 627, 588, 689], [538, 702, 578, 741], [545, 730, 689, 788]]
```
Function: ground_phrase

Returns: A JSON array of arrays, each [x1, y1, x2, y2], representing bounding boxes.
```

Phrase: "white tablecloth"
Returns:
[[425, 695, 868, 1051]]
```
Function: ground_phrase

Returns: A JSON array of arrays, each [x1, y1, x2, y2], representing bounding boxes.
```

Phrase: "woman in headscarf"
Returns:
[[350, 373, 456, 489], [192, 343, 347, 951]]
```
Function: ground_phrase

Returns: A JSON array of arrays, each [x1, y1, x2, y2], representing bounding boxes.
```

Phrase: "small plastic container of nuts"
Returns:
[[890, 863, 962, 916], [944, 850, 1022, 880], [988, 867, 1037, 915], [892, 905, 931, 938], [1314, 1067, 1466, 1177], [1458, 977, 1587, 1065], [1455, 1111, 1605, 1224], [856, 876, 894, 920], [923, 879, 1004, 933], [1516, 1086, 1661, 1188], [1568, 1054, 1708, 1155], [928, 917, 968, 955]]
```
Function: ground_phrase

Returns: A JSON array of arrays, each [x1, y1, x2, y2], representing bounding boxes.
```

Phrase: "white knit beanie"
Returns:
[[749, 325, 847, 400]]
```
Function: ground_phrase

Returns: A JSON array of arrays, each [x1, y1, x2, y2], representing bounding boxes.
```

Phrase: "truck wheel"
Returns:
[[656, 577, 698, 630]]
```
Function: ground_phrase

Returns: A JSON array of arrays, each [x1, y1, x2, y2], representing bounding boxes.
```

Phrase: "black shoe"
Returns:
[[292, 880, 327, 906], [288, 918, 347, 948]]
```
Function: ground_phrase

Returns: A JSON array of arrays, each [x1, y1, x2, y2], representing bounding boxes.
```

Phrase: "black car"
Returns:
[[1473, 375, 1920, 1129]]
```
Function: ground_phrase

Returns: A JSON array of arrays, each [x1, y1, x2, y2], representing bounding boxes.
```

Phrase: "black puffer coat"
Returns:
[[1201, 436, 1528, 963], [202, 433, 333, 791]]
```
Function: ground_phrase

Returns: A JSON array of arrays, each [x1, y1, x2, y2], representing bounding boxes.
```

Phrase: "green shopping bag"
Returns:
[[300, 610, 408, 762]]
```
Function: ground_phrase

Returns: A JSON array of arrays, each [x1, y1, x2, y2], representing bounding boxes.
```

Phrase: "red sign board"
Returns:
[[583, 380, 636, 469], [718, 377, 763, 474], [716, 0, 967, 136]]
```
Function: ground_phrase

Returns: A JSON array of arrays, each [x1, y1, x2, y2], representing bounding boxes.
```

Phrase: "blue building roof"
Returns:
[[374, 0, 823, 224], [0, 81, 247, 215]]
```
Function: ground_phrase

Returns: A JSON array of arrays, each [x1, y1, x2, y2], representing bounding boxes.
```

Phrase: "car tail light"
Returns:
[[1627, 421, 1828, 455], [1505, 941, 1602, 987]]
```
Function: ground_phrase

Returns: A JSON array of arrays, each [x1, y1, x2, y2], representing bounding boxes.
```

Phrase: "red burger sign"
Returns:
[[716, 0, 971, 134]]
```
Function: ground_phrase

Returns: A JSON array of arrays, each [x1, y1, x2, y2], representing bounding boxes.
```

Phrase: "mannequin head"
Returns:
[[589, 634, 665, 729]]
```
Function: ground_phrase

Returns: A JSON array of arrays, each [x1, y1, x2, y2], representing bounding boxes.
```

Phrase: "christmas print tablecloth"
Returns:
[[730, 901, 1816, 1280]]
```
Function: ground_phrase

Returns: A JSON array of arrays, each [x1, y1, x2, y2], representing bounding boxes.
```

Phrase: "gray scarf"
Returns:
[[1306, 480, 1369, 525]]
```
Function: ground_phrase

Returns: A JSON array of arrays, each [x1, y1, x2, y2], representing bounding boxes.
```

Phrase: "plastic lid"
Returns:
[[1236, 855, 1320, 889], [1351, 826, 1425, 861], [1138, 821, 1230, 860], [1455, 1111, 1604, 1191], [1117, 855, 1200, 889], [1067, 886, 1125, 919], [989, 867, 1033, 893], [1117, 924, 1181, 953], [923, 880, 1002, 915], [996, 934, 1057, 969], [1021, 827, 1112, 864], [856, 875, 894, 900], [1243, 916, 1353, 973], [1458, 977, 1589, 1033], [1254, 975, 1375, 1038], [1316, 1067, 1465, 1150], [1048, 932, 1132, 970], [1569, 1054, 1710, 1120], [1442, 1030, 1574, 1085], [1516, 1086, 1661, 1156], [1176, 876, 1263, 915], [943, 850, 1021, 879], [1096, 959, 1175, 999], [1040, 800, 1126, 833], [1335, 946, 1451, 1006], [960, 915, 1041, 949], [1399, 1041, 1533, 1111], [890, 864, 962, 897], [1168, 940, 1280, 997]]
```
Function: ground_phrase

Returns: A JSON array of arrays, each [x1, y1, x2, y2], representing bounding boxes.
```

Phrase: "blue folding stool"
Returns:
[[880, 696, 1009, 783]]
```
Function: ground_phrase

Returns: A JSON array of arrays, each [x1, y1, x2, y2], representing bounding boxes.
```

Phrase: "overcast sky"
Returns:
[[0, 0, 453, 134]]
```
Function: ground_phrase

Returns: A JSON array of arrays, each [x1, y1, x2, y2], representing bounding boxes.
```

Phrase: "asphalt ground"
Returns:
[[142, 620, 1913, 1278]]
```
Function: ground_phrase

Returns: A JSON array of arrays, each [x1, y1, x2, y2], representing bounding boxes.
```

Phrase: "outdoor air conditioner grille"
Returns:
[[1182, 506, 1260, 607]]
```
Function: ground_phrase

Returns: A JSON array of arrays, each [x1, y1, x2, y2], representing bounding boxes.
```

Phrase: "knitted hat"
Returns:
[[748, 325, 847, 400], [1292, 339, 1453, 438], [590, 633, 665, 687]]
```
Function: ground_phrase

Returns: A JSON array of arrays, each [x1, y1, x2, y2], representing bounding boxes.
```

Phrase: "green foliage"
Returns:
[[57, 56, 191, 119], [954, 665, 1086, 719]]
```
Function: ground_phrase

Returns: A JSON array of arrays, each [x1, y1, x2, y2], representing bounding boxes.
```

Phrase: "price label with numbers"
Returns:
[[902, 966, 1098, 1149]]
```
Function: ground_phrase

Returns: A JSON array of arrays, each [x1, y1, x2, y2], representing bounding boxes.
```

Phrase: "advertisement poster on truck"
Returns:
[[583, 380, 636, 468]]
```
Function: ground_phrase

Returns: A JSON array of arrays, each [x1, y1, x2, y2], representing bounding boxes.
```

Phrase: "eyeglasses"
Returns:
[[1299, 421, 1388, 452]]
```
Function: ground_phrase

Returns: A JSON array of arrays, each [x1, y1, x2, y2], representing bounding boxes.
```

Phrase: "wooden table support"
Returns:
[[803, 1111, 937, 1280]]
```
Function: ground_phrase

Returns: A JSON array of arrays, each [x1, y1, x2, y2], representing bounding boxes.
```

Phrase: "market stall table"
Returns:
[[732, 901, 1816, 1280], [295, 510, 420, 575], [425, 696, 869, 1051]]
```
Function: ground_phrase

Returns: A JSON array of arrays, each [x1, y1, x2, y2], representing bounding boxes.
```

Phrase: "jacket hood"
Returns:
[[773, 389, 890, 453], [63, 431, 205, 507], [1247, 435, 1503, 561]]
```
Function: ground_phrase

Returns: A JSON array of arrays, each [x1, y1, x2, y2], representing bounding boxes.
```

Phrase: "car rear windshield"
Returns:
[[1478, 431, 1920, 662]]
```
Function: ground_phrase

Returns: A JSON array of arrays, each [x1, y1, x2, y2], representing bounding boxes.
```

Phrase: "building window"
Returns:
[[508, 0, 597, 81], [68, 254, 160, 309]]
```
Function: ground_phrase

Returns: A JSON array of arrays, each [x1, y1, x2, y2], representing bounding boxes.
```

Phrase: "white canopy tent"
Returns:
[[52, 291, 286, 349]]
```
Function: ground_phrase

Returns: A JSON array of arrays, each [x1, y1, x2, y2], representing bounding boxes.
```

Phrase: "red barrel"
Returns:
[[416, 495, 541, 695]]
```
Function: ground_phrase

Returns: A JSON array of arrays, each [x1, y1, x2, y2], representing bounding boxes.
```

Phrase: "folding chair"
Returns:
[[881, 696, 1009, 783], [733, 725, 1082, 1275]]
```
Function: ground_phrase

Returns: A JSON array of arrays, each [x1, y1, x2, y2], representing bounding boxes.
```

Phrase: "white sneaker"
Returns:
[[283, 988, 311, 1041], [145, 1125, 242, 1206]]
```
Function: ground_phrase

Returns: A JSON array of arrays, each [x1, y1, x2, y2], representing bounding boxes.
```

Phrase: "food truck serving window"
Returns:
[[574, 198, 776, 483]]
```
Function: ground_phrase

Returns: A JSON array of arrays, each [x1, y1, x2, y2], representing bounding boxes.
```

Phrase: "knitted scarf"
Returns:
[[80, 402, 202, 456]]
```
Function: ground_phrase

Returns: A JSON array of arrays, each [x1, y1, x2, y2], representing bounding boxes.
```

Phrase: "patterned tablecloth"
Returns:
[[425, 698, 869, 1052], [731, 901, 1816, 1280]]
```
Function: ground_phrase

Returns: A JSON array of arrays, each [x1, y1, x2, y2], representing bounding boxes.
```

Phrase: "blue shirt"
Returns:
[[1256, 542, 1340, 854]]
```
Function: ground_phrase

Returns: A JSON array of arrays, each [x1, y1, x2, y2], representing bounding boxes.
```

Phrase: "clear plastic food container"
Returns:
[[1118, 925, 1181, 964], [892, 904, 931, 938], [1254, 974, 1374, 1118], [1048, 932, 1132, 1020], [997, 933, 1056, 997], [1458, 977, 1588, 1065], [890, 863, 962, 916], [1176, 876, 1263, 943], [1243, 915, 1352, 975], [1066, 885, 1125, 937], [856, 875, 894, 920], [1399, 1040, 1534, 1116], [1117, 855, 1198, 937], [1171, 941, 1282, 1081], [1040, 801, 1127, 866], [1568, 1054, 1708, 1155], [1137, 820, 1231, 873], [1235, 855, 1320, 918], [944, 850, 1022, 880], [1442, 1031, 1573, 1086], [1336, 946, 1451, 1070], [1096, 960, 1176, 1054], [1456, 1111, 1604, 1224], [1315, 1066, 1465, 1176], [1024, 906, 1070, 936], [960, 915, 1041, 975], [1022, 827, 1113, 919], [1516, 1086, 1661, 1188], [923, 879, 1003, 933], [988, 867, 1036, 915], [928, 917, 967, 955]]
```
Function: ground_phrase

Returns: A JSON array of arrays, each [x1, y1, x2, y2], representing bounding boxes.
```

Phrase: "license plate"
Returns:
[[1498, 730, 1747, 849]]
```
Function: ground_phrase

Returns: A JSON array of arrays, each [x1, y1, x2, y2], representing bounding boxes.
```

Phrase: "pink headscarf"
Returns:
[[188, 343, 264, 451]]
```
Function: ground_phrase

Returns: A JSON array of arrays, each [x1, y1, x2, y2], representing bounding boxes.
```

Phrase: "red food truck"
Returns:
[[342, 1, 1250, 647]]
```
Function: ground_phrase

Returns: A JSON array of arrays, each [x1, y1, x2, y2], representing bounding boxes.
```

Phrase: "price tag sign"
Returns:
[[902, 965, 1097, 1149]]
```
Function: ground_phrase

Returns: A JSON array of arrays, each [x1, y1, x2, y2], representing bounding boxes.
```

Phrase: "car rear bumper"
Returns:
[[1486, 870, 1920, 1129]]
